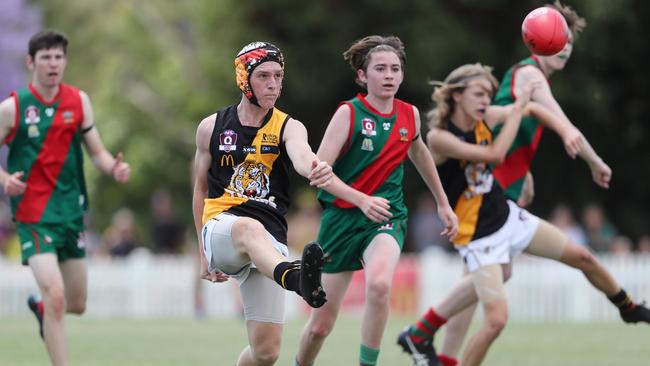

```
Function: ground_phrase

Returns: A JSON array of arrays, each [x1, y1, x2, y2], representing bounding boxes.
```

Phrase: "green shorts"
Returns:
[[318, 205, 407, 273], [17, 218, 85, 265]]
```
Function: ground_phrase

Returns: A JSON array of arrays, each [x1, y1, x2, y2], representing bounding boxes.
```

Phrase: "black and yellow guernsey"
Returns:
[[202, 104, 291, 243], [437, 120, 509, 246]]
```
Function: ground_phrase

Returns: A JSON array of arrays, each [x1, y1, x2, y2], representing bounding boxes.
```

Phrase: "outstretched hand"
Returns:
[[561, 125, 585, 159], [112, 152, 131, 183], [3, 171, 26, 196], [308, 159, 333, 188], [590, 159, 612, 189], [438, 204, 458, 241]]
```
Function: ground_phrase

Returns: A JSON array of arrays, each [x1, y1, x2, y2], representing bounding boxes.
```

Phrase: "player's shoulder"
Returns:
[[516, 64, 545, 80], [330, 102, 353, 122], [283, 116, 307, 139], [0, 96, 15, 111], [195, 113, 217, 149], [197, 112, 217, 133], [0, 97, 16, 122]]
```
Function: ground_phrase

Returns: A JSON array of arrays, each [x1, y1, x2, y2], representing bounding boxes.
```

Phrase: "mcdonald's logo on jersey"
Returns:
[[220, 154, 235, 167]]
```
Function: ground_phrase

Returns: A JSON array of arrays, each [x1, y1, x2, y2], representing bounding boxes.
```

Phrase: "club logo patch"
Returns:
[[361, 118, 376, 136], [361, 138, 373, 151], [400, 128, 409, 142], [25, 105, 40, 124], [63, 111, 74, 123], [229, 161, 270, 198], [28, 125, 40, 138], [219, 130, 238, 152]]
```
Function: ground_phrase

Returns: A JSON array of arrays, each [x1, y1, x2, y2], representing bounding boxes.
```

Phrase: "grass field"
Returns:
[[1, 316, 648, 365]]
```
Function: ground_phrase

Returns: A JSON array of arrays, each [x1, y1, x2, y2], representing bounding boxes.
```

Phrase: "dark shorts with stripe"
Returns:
[[318, 205, 408, 273], [17, 217, 85, 265]]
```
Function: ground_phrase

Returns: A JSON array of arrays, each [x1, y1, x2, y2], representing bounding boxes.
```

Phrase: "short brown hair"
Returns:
[[548, 1, 586, 38], [28, 30, 69, 59], [343, 35, 406, 87]]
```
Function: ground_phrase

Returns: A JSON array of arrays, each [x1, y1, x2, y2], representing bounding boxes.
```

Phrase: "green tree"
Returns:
[[32, 0, 650, 244]]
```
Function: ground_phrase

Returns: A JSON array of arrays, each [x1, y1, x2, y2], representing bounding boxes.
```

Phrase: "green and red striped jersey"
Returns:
[[318, 94, 417, 210], [492, 56, 547, 201], [7, 83, 88, 223]]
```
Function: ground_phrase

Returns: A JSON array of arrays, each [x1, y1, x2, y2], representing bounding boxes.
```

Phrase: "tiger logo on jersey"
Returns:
[[463, 162, 493, 198], [229, 161, 270, 198]]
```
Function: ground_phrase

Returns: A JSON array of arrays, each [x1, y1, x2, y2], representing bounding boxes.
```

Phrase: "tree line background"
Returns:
[[2, 0, 648, 242]]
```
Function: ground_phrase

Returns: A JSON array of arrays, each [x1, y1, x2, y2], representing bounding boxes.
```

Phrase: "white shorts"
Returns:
[[456, 200, 540, 272], [202, 213, 288, 323]]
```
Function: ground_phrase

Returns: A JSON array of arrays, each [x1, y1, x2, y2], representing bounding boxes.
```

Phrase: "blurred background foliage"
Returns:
[[3, 0, 648, 240]]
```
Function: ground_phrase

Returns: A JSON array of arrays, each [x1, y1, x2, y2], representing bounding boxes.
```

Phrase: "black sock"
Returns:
[[608, 289, 635, 312], [273, 261, 300, 294]]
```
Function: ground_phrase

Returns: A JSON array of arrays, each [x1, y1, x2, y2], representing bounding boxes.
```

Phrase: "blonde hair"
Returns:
[[343, 35, 406, 87], [427, 63, 499, 129], [548, 0, 587, 38]]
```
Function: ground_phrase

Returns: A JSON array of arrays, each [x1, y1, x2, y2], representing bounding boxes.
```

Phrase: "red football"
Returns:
[[522, 7, 570, 56]]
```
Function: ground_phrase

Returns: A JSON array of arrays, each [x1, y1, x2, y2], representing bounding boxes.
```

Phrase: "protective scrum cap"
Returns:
[[234, 42, 284, 106]]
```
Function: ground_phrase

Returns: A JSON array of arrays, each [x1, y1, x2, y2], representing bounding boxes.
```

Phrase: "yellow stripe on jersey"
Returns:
[[453, 121, 494, 246], [202, 108, 288, 224], [453, 194, 483, 245]]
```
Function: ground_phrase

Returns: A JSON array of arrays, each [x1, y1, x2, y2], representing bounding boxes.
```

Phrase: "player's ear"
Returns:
[[26, 55, 34, 70], [357, 69, 367, 84], [452, 90, 463, 104]]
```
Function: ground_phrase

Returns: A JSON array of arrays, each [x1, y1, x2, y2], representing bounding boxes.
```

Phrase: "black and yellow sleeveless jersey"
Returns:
[[437, 120, 510, 246], [202, 104, 291, 243]]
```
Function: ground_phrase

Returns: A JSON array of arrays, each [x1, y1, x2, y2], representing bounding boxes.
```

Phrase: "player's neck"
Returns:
[[364, 93, 394, 115], [237, 98, 271, 127], [30, 81, 60, 102], [537, 59, 555, 78], [450, 110, 475, 132]]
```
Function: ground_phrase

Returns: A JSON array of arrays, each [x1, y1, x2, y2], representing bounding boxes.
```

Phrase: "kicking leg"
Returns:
[[207, 216, 326, 307], [526, 220, 650, 324]]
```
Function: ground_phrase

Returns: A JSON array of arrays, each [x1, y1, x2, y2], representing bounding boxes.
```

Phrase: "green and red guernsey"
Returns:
[[492, 56, 547, 201], [318, 93, 417, 210], [7, 83, 88, 224]]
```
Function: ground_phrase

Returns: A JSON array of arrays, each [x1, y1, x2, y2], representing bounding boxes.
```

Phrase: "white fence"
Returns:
[[419, 249, 650, 322], [2, 249, 649, 321]]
